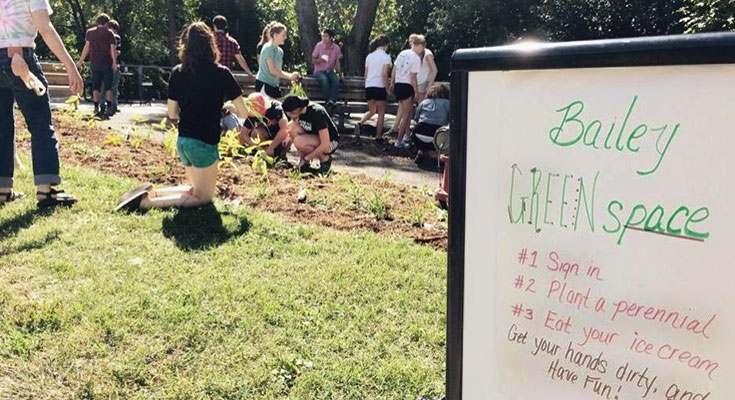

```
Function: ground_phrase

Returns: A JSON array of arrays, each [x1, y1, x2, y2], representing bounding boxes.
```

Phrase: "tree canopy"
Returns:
[[38, 0, 735, 80]]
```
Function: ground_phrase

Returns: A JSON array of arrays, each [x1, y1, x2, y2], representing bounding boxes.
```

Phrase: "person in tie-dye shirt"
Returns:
[[0, 0, 83, 206]]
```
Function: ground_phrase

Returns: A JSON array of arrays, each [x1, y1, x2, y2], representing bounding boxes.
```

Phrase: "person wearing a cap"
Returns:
[[282, 95, 339, 172], [239, 92, 289, 160]]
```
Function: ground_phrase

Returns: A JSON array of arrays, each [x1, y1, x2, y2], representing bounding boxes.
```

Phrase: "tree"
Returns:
[[681, 0, 735, 32], [296, 0, 320, 72]]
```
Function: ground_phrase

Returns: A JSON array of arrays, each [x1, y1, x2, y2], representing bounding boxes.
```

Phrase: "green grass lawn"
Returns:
[[0, 156, 446, 399]]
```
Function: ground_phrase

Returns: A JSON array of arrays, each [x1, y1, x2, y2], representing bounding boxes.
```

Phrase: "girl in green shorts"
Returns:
[[116, 22, 248, 211]]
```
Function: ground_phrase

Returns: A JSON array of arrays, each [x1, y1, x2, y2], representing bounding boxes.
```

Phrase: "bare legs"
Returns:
[[358, 100, 387, 139], [396, 98, 414, 144], [139, 164, 218, 209]]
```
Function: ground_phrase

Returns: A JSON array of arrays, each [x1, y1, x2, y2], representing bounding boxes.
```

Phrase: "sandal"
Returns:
[[115, 184, 151, 212], [0, 190, 25, 205], [37, 188, 77, 208]]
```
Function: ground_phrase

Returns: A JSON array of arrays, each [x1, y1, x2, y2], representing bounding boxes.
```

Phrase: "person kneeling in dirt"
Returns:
[[281, 95, 339, 173], [412, 82, 450, 164], [239, 92, 289, 160], [220, 103, 242, 132], [115, 22, 248, 212]]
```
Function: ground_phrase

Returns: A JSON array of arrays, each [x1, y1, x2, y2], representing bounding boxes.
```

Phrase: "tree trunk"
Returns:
[[295, 0, 320, 73], [167, 0, 179, 65], [65, 0, 87, 50], [345, 0, 381, 76]]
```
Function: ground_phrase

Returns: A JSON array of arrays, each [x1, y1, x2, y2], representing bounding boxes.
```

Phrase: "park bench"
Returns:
[[232, 73, 400, 131]]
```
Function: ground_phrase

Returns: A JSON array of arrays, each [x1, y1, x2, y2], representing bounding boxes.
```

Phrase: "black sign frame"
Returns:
[[446, 32, 735, 400]]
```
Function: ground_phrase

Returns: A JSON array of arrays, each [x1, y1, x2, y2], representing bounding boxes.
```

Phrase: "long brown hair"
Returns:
[[177, 21, 220, 71], [258, 21, 276, 48]]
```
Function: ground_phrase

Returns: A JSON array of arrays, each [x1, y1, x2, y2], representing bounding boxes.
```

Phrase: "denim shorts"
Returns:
[[176, 136, 219, 168]]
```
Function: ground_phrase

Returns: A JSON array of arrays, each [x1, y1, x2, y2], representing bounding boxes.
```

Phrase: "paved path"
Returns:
[[51, 101, 441, 188]]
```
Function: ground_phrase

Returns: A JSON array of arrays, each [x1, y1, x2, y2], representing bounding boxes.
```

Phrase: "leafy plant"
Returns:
[[64, 95, 81, 112], [163, 125, 178, 159], [289, 81, 308, 98], [271, 358, 313, 388], [219, 129, 247, 159], [129, 135, 144, 149], [365, 190, 389, 220], [103, 133, 125, 147]]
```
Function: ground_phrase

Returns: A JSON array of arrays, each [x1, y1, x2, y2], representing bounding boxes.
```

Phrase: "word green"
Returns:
[[548, 96, 679, 176]]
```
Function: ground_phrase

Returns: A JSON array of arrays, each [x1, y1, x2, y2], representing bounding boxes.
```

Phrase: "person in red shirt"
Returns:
[[77, 13, 117, 116], [212, 15, 253, 79]]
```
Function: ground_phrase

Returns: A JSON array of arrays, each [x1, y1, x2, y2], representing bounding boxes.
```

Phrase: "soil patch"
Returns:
[[14, 111, 448, 250]]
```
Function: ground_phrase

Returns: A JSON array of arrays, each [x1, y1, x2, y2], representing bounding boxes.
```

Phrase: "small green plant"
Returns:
[[289, 81, 308, 97], [338, 175, 364, 207], [64, 95, 81, 112], [365, 190, 388, 220], [407, 200, 427, 227], [219, 129, 247, 159], [122, 157, 137, 168], [129, 135, 144, 149], [255, 181, 270, 199], [271, 358, 313, 388], [163, 126, 178, 158], [289, 168, 313, 180], [103, 133, 124, 147]]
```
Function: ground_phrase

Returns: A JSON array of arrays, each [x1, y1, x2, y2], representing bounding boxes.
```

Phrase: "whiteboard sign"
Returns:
[[447, 33, 735, 400]]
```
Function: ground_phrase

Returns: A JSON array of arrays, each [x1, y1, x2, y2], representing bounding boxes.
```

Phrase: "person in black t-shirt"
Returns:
[[239, 93, 289, 159], [282, 95, 339, 172], [116, 22, 247, 212]]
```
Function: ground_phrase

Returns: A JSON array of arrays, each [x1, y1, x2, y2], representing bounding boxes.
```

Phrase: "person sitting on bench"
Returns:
[[282, 95, 339, 173], [412, 83, 450, 164], [239, 92, 289, 159]]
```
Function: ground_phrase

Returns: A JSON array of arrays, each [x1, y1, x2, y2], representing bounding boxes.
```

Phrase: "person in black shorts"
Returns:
[[355, 35, 392, 142], [389, 35, 423, 148], [282, 95, 339, 172], [239, 92, 289, 159]]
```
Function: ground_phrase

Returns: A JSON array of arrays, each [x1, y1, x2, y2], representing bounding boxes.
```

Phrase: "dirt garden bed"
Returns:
[[14, 110, 448, 250]]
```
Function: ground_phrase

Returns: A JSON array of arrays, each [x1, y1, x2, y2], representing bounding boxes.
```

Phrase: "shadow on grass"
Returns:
[[0, 206, 58, 243], [161, 203, 250, 251]]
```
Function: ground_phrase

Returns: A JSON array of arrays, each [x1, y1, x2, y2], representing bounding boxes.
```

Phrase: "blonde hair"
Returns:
[[409, 34, 426, 46]]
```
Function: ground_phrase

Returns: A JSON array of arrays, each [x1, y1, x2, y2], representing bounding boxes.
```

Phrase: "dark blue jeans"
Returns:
[[314, 71, 339, 103], [0, 48, 61, 188]]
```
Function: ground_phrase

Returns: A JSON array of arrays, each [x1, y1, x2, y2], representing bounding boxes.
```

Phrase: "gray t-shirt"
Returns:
[[256, 42, 283, 87]]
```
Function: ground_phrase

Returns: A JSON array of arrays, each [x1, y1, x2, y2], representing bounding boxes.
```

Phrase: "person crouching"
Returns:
[[282, 95, 339, 173]]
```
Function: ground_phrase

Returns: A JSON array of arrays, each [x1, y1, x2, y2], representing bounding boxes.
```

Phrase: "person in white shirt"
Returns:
[[416, 36, 438, 102], [0, 0, 83, 206], [389, 34, 423, 148], [355, 35, 391, 143]]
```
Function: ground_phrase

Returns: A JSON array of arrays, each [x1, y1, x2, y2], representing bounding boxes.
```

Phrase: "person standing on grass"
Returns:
[[414, 34, 437, 103], [311, 29, 341, 109], [239, 92, 290, 160], [411, 82, 450, 164], [0, 0, 83, 206], [212, 15, 254, 79], [115, 22, 249, 212], [282, 95, 339, 173], [77, 13, 117, 116], [256, 23, 301, 99], [355, 34, 391, 144], [389, 35, 422, 148]]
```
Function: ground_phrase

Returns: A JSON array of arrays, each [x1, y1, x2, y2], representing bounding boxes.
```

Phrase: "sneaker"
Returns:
[[395, 140, 409, 149], [105, 105, 118, 116]]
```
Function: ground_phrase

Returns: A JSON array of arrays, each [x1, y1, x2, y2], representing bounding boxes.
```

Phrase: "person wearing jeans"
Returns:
[[311, 29, 341, 108], [0, 0, 83, 206]]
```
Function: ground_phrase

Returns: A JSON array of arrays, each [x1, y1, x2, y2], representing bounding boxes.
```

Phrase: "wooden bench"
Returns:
[[232, 73, 399, 131]]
